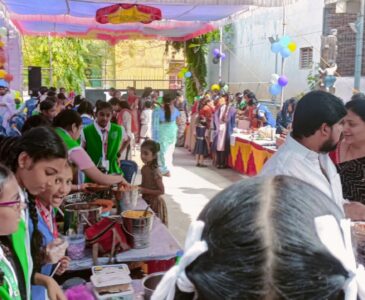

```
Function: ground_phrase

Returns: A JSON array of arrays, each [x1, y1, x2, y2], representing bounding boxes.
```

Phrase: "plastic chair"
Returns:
[[120, 160, 138, 183]]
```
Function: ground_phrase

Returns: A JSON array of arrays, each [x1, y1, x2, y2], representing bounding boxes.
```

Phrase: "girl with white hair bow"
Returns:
[[153, 176, 365, 300]]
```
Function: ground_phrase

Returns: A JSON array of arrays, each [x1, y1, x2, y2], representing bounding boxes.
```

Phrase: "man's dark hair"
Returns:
[[77, 100, 94, 116], [57, 93, 66, 100], [39, 86, 48, 95], [96, 101, 113, 113], [351, 92, 365, 102], [109, 97, 120, 106], [40, 99, 56, 111], [292, 91, 346, 139]]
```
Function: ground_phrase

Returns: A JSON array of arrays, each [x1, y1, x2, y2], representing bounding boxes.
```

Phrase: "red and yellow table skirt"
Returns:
[[229, 136, 276, 176]]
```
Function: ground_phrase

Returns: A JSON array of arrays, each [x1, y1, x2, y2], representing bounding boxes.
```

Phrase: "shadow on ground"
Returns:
[[180, 187, 221, 200], [164, 193, 191, 246]]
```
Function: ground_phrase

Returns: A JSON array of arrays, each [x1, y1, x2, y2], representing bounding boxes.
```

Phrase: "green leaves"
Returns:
[[23, 37, 105, 93]]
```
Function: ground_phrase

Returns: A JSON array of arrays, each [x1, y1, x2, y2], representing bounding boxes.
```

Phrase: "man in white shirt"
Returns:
[[261, 90, 365, 220]]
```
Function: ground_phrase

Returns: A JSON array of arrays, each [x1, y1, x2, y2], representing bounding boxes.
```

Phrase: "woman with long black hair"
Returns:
[[153, 176, 356, 300], [158, 92, 181, 177]]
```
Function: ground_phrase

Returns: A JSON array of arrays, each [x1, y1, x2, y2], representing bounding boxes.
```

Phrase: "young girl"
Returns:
[[0, 163, 27, 300], [193, 117, 210, 167], [30, 162, 73, 300], [139, 140, 168, 226]]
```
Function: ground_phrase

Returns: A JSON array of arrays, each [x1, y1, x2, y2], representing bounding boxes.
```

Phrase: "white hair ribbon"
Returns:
[[315, 215, 365, 300], [151, 220, 208, 300]]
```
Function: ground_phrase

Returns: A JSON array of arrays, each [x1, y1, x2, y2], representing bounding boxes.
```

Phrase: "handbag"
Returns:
[[85, 218, 130, 264]]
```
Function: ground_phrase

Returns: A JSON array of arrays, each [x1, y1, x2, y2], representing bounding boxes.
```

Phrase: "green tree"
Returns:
[[165, 26, 231, 103], [23, 37, 105, 93]]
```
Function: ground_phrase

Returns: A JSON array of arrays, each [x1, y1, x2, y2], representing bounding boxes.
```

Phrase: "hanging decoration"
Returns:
[[178, 67, 192, 79], [269, 35, 296, 96], [268, 73, 282, 96], [95, 4, 162, 25], [270, 35, 297, 58], [211, 84, 221, 91], [0, 35, 12, 85], [212, 48, 226, 64], [278, 75, 288, 87]]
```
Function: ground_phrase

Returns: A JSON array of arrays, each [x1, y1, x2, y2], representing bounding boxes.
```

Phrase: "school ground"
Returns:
[[134, 147, 245, 245]]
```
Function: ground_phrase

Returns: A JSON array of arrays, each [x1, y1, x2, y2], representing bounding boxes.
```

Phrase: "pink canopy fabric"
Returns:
[[3, 0, 297, 43]]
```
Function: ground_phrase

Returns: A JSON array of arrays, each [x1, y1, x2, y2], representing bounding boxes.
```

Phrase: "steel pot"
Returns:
[[64, 203, 102, 234]]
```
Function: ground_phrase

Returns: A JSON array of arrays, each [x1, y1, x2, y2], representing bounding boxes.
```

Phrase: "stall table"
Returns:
[[68, 198, 182, 273], [229, 133, 277, 176]]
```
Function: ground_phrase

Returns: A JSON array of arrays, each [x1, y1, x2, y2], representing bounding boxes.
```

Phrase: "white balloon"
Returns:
[[271, 74, 279, 84]]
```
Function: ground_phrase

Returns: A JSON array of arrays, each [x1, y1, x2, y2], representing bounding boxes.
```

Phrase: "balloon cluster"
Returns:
[[269, 35, 296, 96], [271, 35, 297, 58], [0, 27, 13, 86], [212, 48, 226, 64], [269, 74, 288, 96], [178, 67, 192, 79]]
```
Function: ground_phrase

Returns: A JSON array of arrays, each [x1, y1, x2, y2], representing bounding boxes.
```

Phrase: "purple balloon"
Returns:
[[278, 75, 288, 87], [220, 53, 226, 60], [213, 48, 220, 56]]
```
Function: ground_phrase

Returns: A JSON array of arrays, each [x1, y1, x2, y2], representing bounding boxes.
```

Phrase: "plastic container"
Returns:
[[92, 264, 130, 276], [92, 285, 133, 300], [66, 234, 86, 260]]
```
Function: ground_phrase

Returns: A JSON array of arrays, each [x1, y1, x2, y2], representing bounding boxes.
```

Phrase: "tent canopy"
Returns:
[[4, 0, 298, 43]]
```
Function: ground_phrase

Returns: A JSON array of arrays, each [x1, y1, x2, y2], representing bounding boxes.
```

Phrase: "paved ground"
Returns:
[[133, 146, 244, 245], [157, 147, 245, 245]]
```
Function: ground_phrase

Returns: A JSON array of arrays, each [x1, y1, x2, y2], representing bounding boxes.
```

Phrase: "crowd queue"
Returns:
[[0, 80, 365, 299]]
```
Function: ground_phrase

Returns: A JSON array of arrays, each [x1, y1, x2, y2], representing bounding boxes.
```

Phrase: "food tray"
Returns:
[[92, 264, 130, 276]]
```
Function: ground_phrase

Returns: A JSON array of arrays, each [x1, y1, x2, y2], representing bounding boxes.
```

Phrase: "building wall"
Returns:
[[323, 3, 365, 76], [207, 0, 325, 100], [112, 40, 184, 90]]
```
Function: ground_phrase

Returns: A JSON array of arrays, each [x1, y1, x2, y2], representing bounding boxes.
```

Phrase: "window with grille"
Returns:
[[299, 47, 313, 69]]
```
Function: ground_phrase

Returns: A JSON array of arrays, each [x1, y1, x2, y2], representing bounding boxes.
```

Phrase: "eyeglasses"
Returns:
[[0, 200, 26, 209]]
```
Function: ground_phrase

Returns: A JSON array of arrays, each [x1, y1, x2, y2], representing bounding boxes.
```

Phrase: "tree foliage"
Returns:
[[23, 37, 105, 93], [165, 26, 232, 103]]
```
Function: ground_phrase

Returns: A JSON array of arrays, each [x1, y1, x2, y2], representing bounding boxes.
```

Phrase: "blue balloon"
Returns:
[[271, 42, 282, 54], [280, 47, 291, 58], [269, 84, 282, 96], [279, 35, 291, 47], [184, 71, 192, 78], [0, 79, 8, 88]]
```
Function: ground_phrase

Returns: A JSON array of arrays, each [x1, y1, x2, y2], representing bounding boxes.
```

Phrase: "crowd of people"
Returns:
[[0, 85, 177, 299], [1, 81, 365, 299], [184, 88, 283, 168], [153, 90, 365, 300]]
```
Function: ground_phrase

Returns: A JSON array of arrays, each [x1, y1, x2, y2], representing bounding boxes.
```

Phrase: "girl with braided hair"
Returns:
[[0, 127, 67, 300]]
